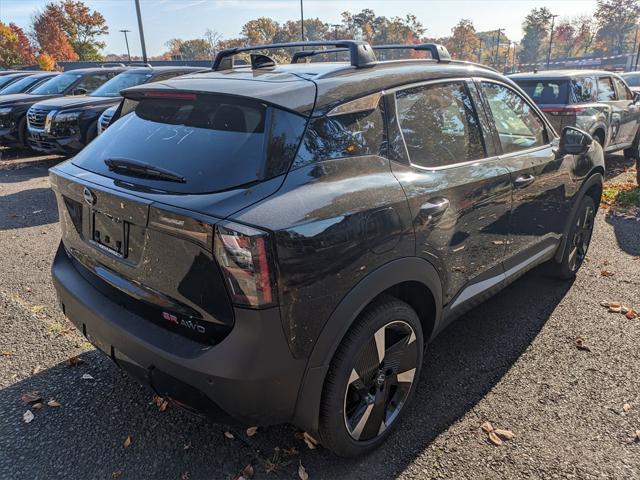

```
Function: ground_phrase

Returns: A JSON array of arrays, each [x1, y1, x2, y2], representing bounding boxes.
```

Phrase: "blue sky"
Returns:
[[1, 0, 598, 56]]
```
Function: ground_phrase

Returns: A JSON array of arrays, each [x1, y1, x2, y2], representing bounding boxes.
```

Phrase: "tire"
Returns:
[[319, 296, 423, 457], [549, 195, 596, 280], [623, 129, 639, 161], [17, 117, 29, 150], [85, 120, 98, 145], [593, 131, 605, 149]]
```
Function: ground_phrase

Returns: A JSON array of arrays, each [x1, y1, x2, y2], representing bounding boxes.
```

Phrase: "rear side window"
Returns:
[[571, 77, 597, 103], [72, 94, 307, 194], [623, 75, 640, 87], [597, 77, 617, 101], [395, 81, 485, 168], [481, 82, 547, 154], [293, 105, 386, 168], [612, 77, 634, 101], [517, 80, 569, 105], [75, 73, 115, 93]]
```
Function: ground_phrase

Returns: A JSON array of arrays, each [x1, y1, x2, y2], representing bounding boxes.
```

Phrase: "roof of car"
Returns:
[[60, 67, 129, 75], [125, 66, 206, 75], [510, 69, 619, 80], [123, 59, 509, 116]]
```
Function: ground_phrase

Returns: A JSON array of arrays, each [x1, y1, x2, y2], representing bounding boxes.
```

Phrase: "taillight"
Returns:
[[541, 106, 583, 116], [214, 221, 276, 308]]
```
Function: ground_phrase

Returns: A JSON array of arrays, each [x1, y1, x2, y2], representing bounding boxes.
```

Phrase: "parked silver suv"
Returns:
[[511, 70, 640, 160]]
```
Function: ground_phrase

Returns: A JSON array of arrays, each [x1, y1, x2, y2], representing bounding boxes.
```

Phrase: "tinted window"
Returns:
[[30, 73, 81, 95], [75, 73, 114, 93], [517, 80, 569, 104], [597, 77, 616, 101], [72, 94, 306, 194], [395, 81, 484, 168], [612, 76, 634, 101], [481, 82, 547, 154], [571, 77, 597, 103], [294, 105, 386, 167], [89, 72, 152, 97], [0, 75, 52, 94], [152, 71, 190, 82], [0, 75, 25, 90], [623, 74, 640, 87]]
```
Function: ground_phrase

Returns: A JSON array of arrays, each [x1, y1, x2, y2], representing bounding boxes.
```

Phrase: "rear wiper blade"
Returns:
[[104, 158, 185, 183]]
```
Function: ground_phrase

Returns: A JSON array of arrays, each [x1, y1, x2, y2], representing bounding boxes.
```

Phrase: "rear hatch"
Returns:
[[514, 78, 574, 133], [50, 72, 315, 343]]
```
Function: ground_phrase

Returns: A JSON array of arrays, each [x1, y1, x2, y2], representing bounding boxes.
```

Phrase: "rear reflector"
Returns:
[[214, 221, 276, 308], [541, 106, 583, 116]]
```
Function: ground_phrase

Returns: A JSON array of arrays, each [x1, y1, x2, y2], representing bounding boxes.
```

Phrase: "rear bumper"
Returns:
[[51, 243, 306, 425]]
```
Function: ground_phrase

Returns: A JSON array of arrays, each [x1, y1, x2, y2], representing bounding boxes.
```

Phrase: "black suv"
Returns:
[[27, 66, 204, 155], [50, 41, 604, 457], [0, 66, 126, 150]]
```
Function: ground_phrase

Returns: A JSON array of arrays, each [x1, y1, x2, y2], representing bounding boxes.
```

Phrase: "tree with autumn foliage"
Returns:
[[32, 13, 78, 62], [0, 22, 36, 68], [593, 0, 640, 54], [446, 19, 480, 62], [31, 0, 108, 61]]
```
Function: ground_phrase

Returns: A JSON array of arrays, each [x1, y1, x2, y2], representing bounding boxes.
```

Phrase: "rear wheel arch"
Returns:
[[291, 257, 443, 434]]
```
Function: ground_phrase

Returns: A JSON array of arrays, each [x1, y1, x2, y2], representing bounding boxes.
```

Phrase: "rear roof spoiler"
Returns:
[[212, 40, 377, 71]]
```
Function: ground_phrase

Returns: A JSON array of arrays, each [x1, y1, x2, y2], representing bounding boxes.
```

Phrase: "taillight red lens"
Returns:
[[541, 106, 583, 116], [214, 221, 276, 308]]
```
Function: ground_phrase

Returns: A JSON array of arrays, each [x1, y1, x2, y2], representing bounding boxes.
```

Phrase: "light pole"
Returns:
[[478, 37, 483, 64], [134, 0, 148, 64], [504, 41, 511, 72], [512, 42, 517, 73], [494, 28, 502, 67], [546, 14, 558, 70], [119, 29, 132, 61], [300, 0, 305, 42]]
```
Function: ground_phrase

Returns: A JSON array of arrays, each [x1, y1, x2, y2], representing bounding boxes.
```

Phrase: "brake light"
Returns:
[[214, 221, 276, 308], [142, 91, 197, 101], [541, 106, 584, 116]]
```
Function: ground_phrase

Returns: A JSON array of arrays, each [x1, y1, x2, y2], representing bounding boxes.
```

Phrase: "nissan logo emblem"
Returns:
[[83, 187, 96, 206]]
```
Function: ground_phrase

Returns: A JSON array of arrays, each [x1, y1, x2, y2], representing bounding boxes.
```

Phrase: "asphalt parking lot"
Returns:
[[0, 148, 639, 480]]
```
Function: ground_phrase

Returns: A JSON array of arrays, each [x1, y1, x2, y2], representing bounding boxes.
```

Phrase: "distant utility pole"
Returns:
[[134, 0, 148, 63], [331, 24, 340, 61], [546, 14, 558, 70], [494, 28, 502, 67], [634, 26, 639, 71], [478, 37, 483, 63], [512, 42, 517, 73], [505, 41, 511, 72], [119, 29, 132, 61], [300, 0, 305, 41]]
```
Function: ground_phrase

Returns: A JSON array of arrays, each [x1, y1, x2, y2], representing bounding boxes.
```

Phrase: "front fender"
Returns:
[[291, 256, 443, 433]]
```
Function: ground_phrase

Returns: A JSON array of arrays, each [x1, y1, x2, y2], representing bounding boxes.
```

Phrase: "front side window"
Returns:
[[481, 82, 547, 154], [571, 77, 597, 103], [29, 74, 81, 95], [89, 72, 153, 97], [75, 73, 114, 93], [597, 77, 617, 101], [395, 81, 485, 168], [612, 77, 634, 101]]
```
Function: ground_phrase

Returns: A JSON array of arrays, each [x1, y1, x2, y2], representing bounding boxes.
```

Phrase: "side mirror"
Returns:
[[558, 126, 593, 156], [72, 87, 87, 96]]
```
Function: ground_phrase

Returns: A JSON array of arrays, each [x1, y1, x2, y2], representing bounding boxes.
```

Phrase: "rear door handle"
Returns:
[[419, 197, 450, 222], [514, 174, 535, 188]]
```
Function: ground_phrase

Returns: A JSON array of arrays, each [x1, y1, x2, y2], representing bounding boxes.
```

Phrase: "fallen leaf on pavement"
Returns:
[[241, 464, 254, 479], [81, 373, 94, 380], [608, 303, 622, 313], [32, 402, 43, 410], [488, 431, 503, 446], [159, 399, 168, 412], [635, 430, 640, 442], [23, 410, 34, 423], [67, 356, 84, 366], [31, 365, 42, 375], [494, 429, 515, 440], [302, 432, 318, 450], [47, 399, 61, 408], [623, 403, 631, 413], [123, 436, 132, 448], [480, 421, 494, 433], [21, 391, 42, 404], [600, 270, 614, 277], [575, 336, 591, 352], [224, 430, 234, 439], [30, 305, 45, 314], [112, 470, 124, 478], [246, 426, 258, 437], [180, 472, 190, 480], [298, 462, 309, 480], [625, 309, 638, 319], [1, 351, 16, 356]]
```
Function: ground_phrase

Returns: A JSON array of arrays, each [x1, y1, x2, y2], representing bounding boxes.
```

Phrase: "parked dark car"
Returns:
[[27, 66, 204, 155], [0, 72, 58, 95], [621, 71, 640, 95], [96, 104, 117, 136], [50, 41, 604, 457], [511, 70, 640, 161], [0, 66, 126, 149], [0, 72, 33, 91]]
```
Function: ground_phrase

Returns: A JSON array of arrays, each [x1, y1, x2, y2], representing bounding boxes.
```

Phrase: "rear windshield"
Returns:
[[516, 80, 569, 105], [72, 94, 307, 194], [30, 73, 81, 95], [89, 72, 153, 97]]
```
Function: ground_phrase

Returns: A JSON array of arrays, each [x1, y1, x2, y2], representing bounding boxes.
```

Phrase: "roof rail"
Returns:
[[100, 62, 126, 68], [212, 40, 376, 71], [291, 48, 348, 63], [373, 44, 451, 63], [127, 62, 153, 67]]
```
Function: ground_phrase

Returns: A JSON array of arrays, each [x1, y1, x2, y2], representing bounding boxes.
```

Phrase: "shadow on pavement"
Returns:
[[604, 154, 635, 181], [604, 212, 640, 257], [0, 266, 574, 479], [0, 187, 58, 230]]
